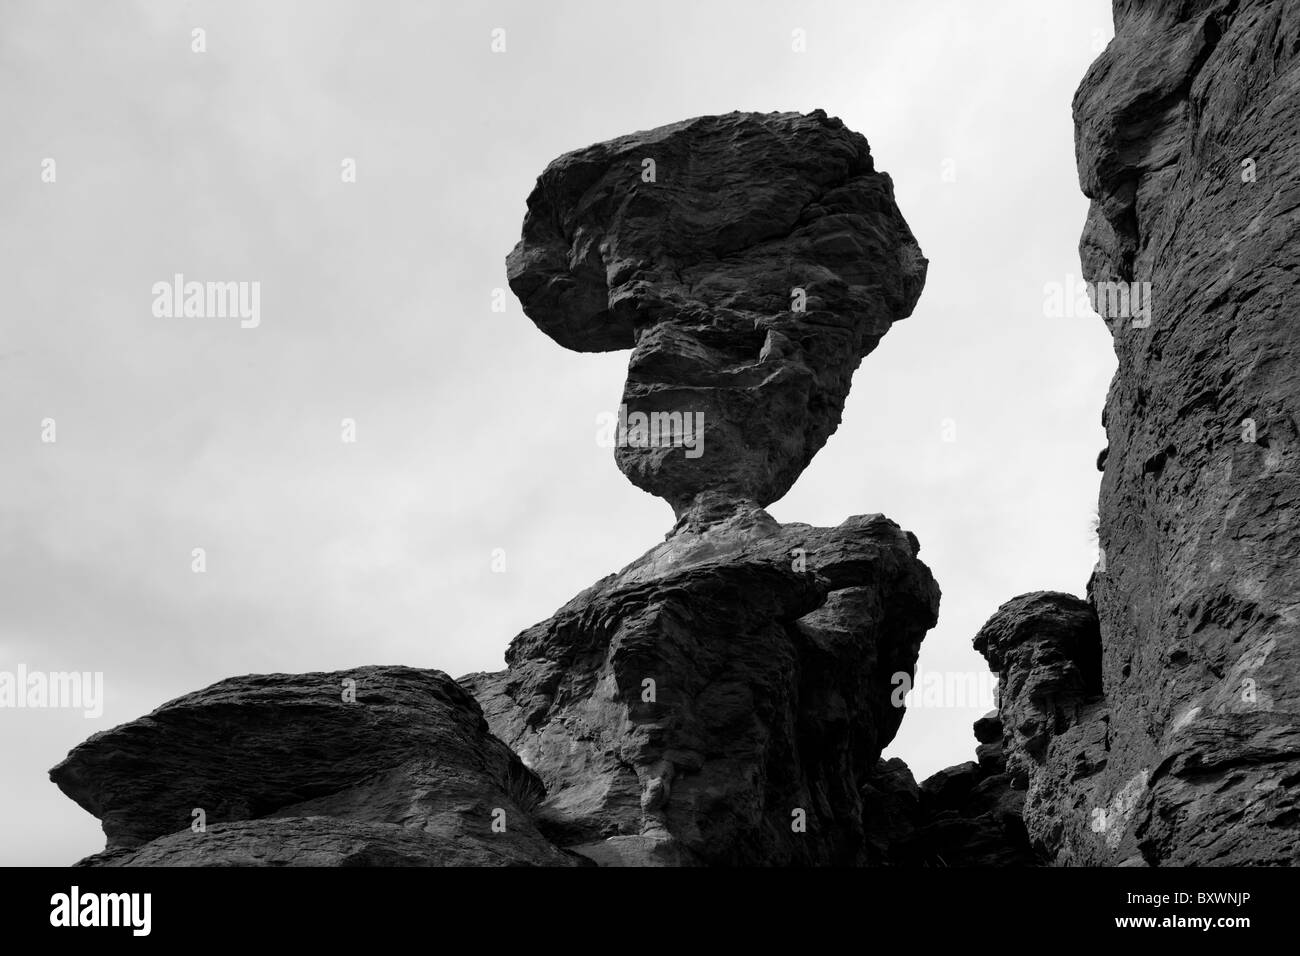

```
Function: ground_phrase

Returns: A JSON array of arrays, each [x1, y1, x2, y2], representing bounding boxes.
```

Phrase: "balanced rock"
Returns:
[[507, 110, 927, 516], [52, 666, 578, 866]]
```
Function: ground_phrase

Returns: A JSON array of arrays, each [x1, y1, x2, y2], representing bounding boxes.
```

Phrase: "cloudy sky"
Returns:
[[1, 0, 1115, 865]]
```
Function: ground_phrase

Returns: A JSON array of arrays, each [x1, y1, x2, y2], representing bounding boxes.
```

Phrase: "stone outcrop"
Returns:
[[972, 593, 1113, 865], [52, 667, 579, 866], [974, 593, 1104, 792], [507, 110, 927, 516], [53, 110, 941, 867], [463, 500, 939, 865]]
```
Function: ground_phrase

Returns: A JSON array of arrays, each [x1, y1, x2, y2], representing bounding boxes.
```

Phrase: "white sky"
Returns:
[[1, 0, 1115, 865]]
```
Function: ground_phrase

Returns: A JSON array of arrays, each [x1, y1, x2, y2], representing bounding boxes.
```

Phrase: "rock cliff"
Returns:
[[936, 0, 1299, 866]]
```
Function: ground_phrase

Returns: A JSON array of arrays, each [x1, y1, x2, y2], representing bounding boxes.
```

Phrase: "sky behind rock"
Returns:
[[1, 0, 1113, 864]]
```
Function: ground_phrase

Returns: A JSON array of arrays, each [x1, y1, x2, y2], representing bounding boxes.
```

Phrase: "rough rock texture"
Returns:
[[974, 593, 1104, 793], [52, 666, 579, 866], [462, 498, 939, 866], [972, 593, 1113, 864], [911, 0, 1299, 870], [507, 110, 927, 516], [1068, 0, 1299, 865]]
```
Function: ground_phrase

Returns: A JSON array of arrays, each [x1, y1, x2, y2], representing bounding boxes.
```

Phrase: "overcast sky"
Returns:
[[1, 0, 1115, 865]]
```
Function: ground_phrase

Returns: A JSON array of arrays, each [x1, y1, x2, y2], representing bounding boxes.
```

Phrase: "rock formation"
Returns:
[[463, 502, 938, 865], [53, 110, 939, 867], [52, 667, 579, 866], [50, 8, 1298, 864], [508, 110, 927, 516], [929, 0, 1299, 866], [463, 111, 939, 865]]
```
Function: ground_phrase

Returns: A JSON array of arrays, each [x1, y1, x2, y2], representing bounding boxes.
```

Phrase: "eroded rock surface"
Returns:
[[507, 110, 927, 516], [1069, 0, 1299, 865], [52, 666, 577, 866], [462, 500, 939, 866]]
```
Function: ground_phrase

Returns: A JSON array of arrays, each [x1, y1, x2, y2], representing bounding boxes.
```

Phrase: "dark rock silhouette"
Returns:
[[863, 717, 1038, 868]]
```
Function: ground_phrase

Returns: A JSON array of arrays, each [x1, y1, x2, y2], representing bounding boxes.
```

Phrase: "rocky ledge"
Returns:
[[52, 667, 579, 866]]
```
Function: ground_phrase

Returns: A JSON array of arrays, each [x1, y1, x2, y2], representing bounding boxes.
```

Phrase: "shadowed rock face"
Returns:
[[462, 501, 939, 865], [507, 110, 927, 516], [51, 667, 579, 866]]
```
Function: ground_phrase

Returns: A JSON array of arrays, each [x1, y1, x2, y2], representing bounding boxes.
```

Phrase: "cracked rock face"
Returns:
[[51, 667, 578, 866], [507, 110, 927, 516], [462, 501, 939, 866], [1068, 0, 1300, 865]]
